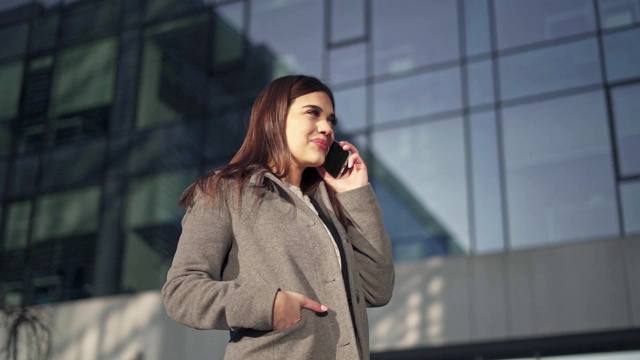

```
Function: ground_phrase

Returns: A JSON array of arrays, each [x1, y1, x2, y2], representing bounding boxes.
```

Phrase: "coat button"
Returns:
[[355, 289, 360, 303]]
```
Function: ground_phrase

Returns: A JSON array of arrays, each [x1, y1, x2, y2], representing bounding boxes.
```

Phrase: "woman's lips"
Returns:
[[311, 139, 328, 153]]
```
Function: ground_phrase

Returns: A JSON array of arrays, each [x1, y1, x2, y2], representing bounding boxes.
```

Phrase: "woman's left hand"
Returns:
[[317, 141, 368, 193]]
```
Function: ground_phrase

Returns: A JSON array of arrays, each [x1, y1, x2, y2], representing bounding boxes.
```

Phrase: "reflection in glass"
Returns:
[[598, 0, 640, 29], [494, 0, 596, 49], [372, 0, 459, 75], [499, 38, 601, 101], [41, 140, 106, 191], [464, 0, 491, 56], [33, 187, 100, 241], [374, 67, 462, 124], [467, 59, 495, 107], [372, 118, 470, 256], [620, 181, 640, 235], [31, 11, 59, 52], [129, 123, 202, 175], [214, 1, 245, 66], [4, 201, 31, 251], [603, 27, 640, 82], [470, 111, 505, 253], [611, 83, 640, 176], [502, 91, 618, 248], [329, 42, 366, 85], [330, 0, 365, 43], [60, 0, 119, 45], [8, 156, 38, 197], [122, 170, 196, 292], [50, 38, 117, 118], [0, 22, 28, 60], [333, 86, 367, 133], [0, 62, 23, 120], [249, 0, 323, 78], [137, 16, 209, 128]]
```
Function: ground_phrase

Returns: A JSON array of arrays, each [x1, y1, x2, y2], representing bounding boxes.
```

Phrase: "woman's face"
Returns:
[[285, 91, 336, 174]]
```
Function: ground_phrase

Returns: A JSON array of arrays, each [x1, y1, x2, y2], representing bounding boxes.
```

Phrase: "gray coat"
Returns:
[[162, 170, 395, 359]]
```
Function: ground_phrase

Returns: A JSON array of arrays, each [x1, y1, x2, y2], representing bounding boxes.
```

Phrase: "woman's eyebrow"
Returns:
[[302, 104, 336, 121]]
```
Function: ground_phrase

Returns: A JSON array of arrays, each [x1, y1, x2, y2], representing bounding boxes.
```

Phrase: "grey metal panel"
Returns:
[[368, 257, 472, 350], [470, 253, 509, 340], [624, 236, 640, 326], [506, 249, 536, 336], [529, 239, 630, 334]]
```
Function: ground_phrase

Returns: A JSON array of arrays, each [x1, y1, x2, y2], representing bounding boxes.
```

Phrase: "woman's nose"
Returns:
[[318, 120, 333, 136]]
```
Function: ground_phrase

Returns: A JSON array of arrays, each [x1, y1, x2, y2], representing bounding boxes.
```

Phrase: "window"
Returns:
[[372, 118, 470, 256], [33, 186, 101, 241], [467, 59, 495, 107], [620, 180, 640, 235], [333, 86, 367, 133], [249, 0, 323, 78], [470, 111, 505, 253], [598, 0, 640, 29], [611, 83, 640, 177], [603, 27, 640, 82], [50, 37, 117, 118], [0, 61, 24, 121], [502, 91, 619, 248], [330, 0, 365, 43], [0, 22, 28, 60], [329, 42, 366, 85], [464, 0, 491, 56], [373, 0, 459, 75], [374, 67, 462, 125], [499, 39, 601, 101], [494, 0, 596, 49], [4, 201, 31, 251]]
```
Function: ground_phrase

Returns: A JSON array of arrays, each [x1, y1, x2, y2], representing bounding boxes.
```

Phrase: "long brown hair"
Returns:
[[178, 75, 350, 227]]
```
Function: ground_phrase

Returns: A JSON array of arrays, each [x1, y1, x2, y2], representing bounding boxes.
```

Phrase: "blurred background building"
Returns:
[[0, 0, 639, 359]]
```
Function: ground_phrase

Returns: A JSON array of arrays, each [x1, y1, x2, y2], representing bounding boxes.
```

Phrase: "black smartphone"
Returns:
[[323, 141, 350, 178]]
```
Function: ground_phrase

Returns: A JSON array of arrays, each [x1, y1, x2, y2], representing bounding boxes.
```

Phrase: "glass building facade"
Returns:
[[0, 0, 639, 358]]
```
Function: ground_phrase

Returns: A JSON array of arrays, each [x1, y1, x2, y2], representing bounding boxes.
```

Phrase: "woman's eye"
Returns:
[[307, 109, 320, 117]]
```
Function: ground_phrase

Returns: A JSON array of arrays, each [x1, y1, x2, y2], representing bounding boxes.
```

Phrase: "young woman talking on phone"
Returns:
[[162, 75, 394, 360]]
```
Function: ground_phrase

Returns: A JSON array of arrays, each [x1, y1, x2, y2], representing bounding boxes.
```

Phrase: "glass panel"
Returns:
[[374, 67, 462, 125], [0, 22, 28, 60], [130, 122, 202, 175], [603, 27, 640, 82], [463, 0, 491, 56], [8, 155, 38, 197], [4, 201, 31, 250], [598, 0, 640, 29], [204, 109, 248, 163], [546, 350, 640, 360], [249, 0, 323, 78], [60, 0, 118, 45], [467, 59, 494, 107], [50, 37, 117, 118], [502, 91, 619, 249], [136, 16, 209, 129], [31, 11, 59, 52], [372, 118, 470, 256], [214, 1, 244, 66], [373, 0, 459, 75], [33, 186, 101, 241], [122, 169, 197, 292], [620, 180, 640, 235], [330, 0, 365, 43], [333, 86, 366, 133], [145, 0, 212, 20], [470, 111, 505, 253], [0, 61, 24, 120], [611, 82, 640, 176], [329, 42, 366, 85], [494, 0, 596, 50], [0, 120, 9, 156], [41, 139, 106, 191], [499, 38, 601, 101], [0, 0, 31, 12]]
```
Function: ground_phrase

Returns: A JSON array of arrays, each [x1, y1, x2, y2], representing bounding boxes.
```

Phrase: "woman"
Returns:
[[162, 75, 394, 359]]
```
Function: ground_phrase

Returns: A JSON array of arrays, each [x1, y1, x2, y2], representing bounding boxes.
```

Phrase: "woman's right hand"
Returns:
[[272, 290, 329, 330]]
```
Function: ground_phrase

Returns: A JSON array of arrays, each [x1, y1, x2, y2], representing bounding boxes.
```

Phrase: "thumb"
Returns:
[[299, 296, 329, 313]]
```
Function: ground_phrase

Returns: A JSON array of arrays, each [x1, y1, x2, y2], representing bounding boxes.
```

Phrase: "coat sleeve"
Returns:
[[336, 184, 395, 307], [162, 190, 280, 331]]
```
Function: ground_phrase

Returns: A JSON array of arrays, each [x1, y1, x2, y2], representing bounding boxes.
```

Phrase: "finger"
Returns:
[[299, 296, 329, 313], [338, 141, 359, 155], [347, 153, 363, 169]]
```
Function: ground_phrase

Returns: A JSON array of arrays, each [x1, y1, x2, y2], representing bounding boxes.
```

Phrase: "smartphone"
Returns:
[[323, 141, 350, 178]]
